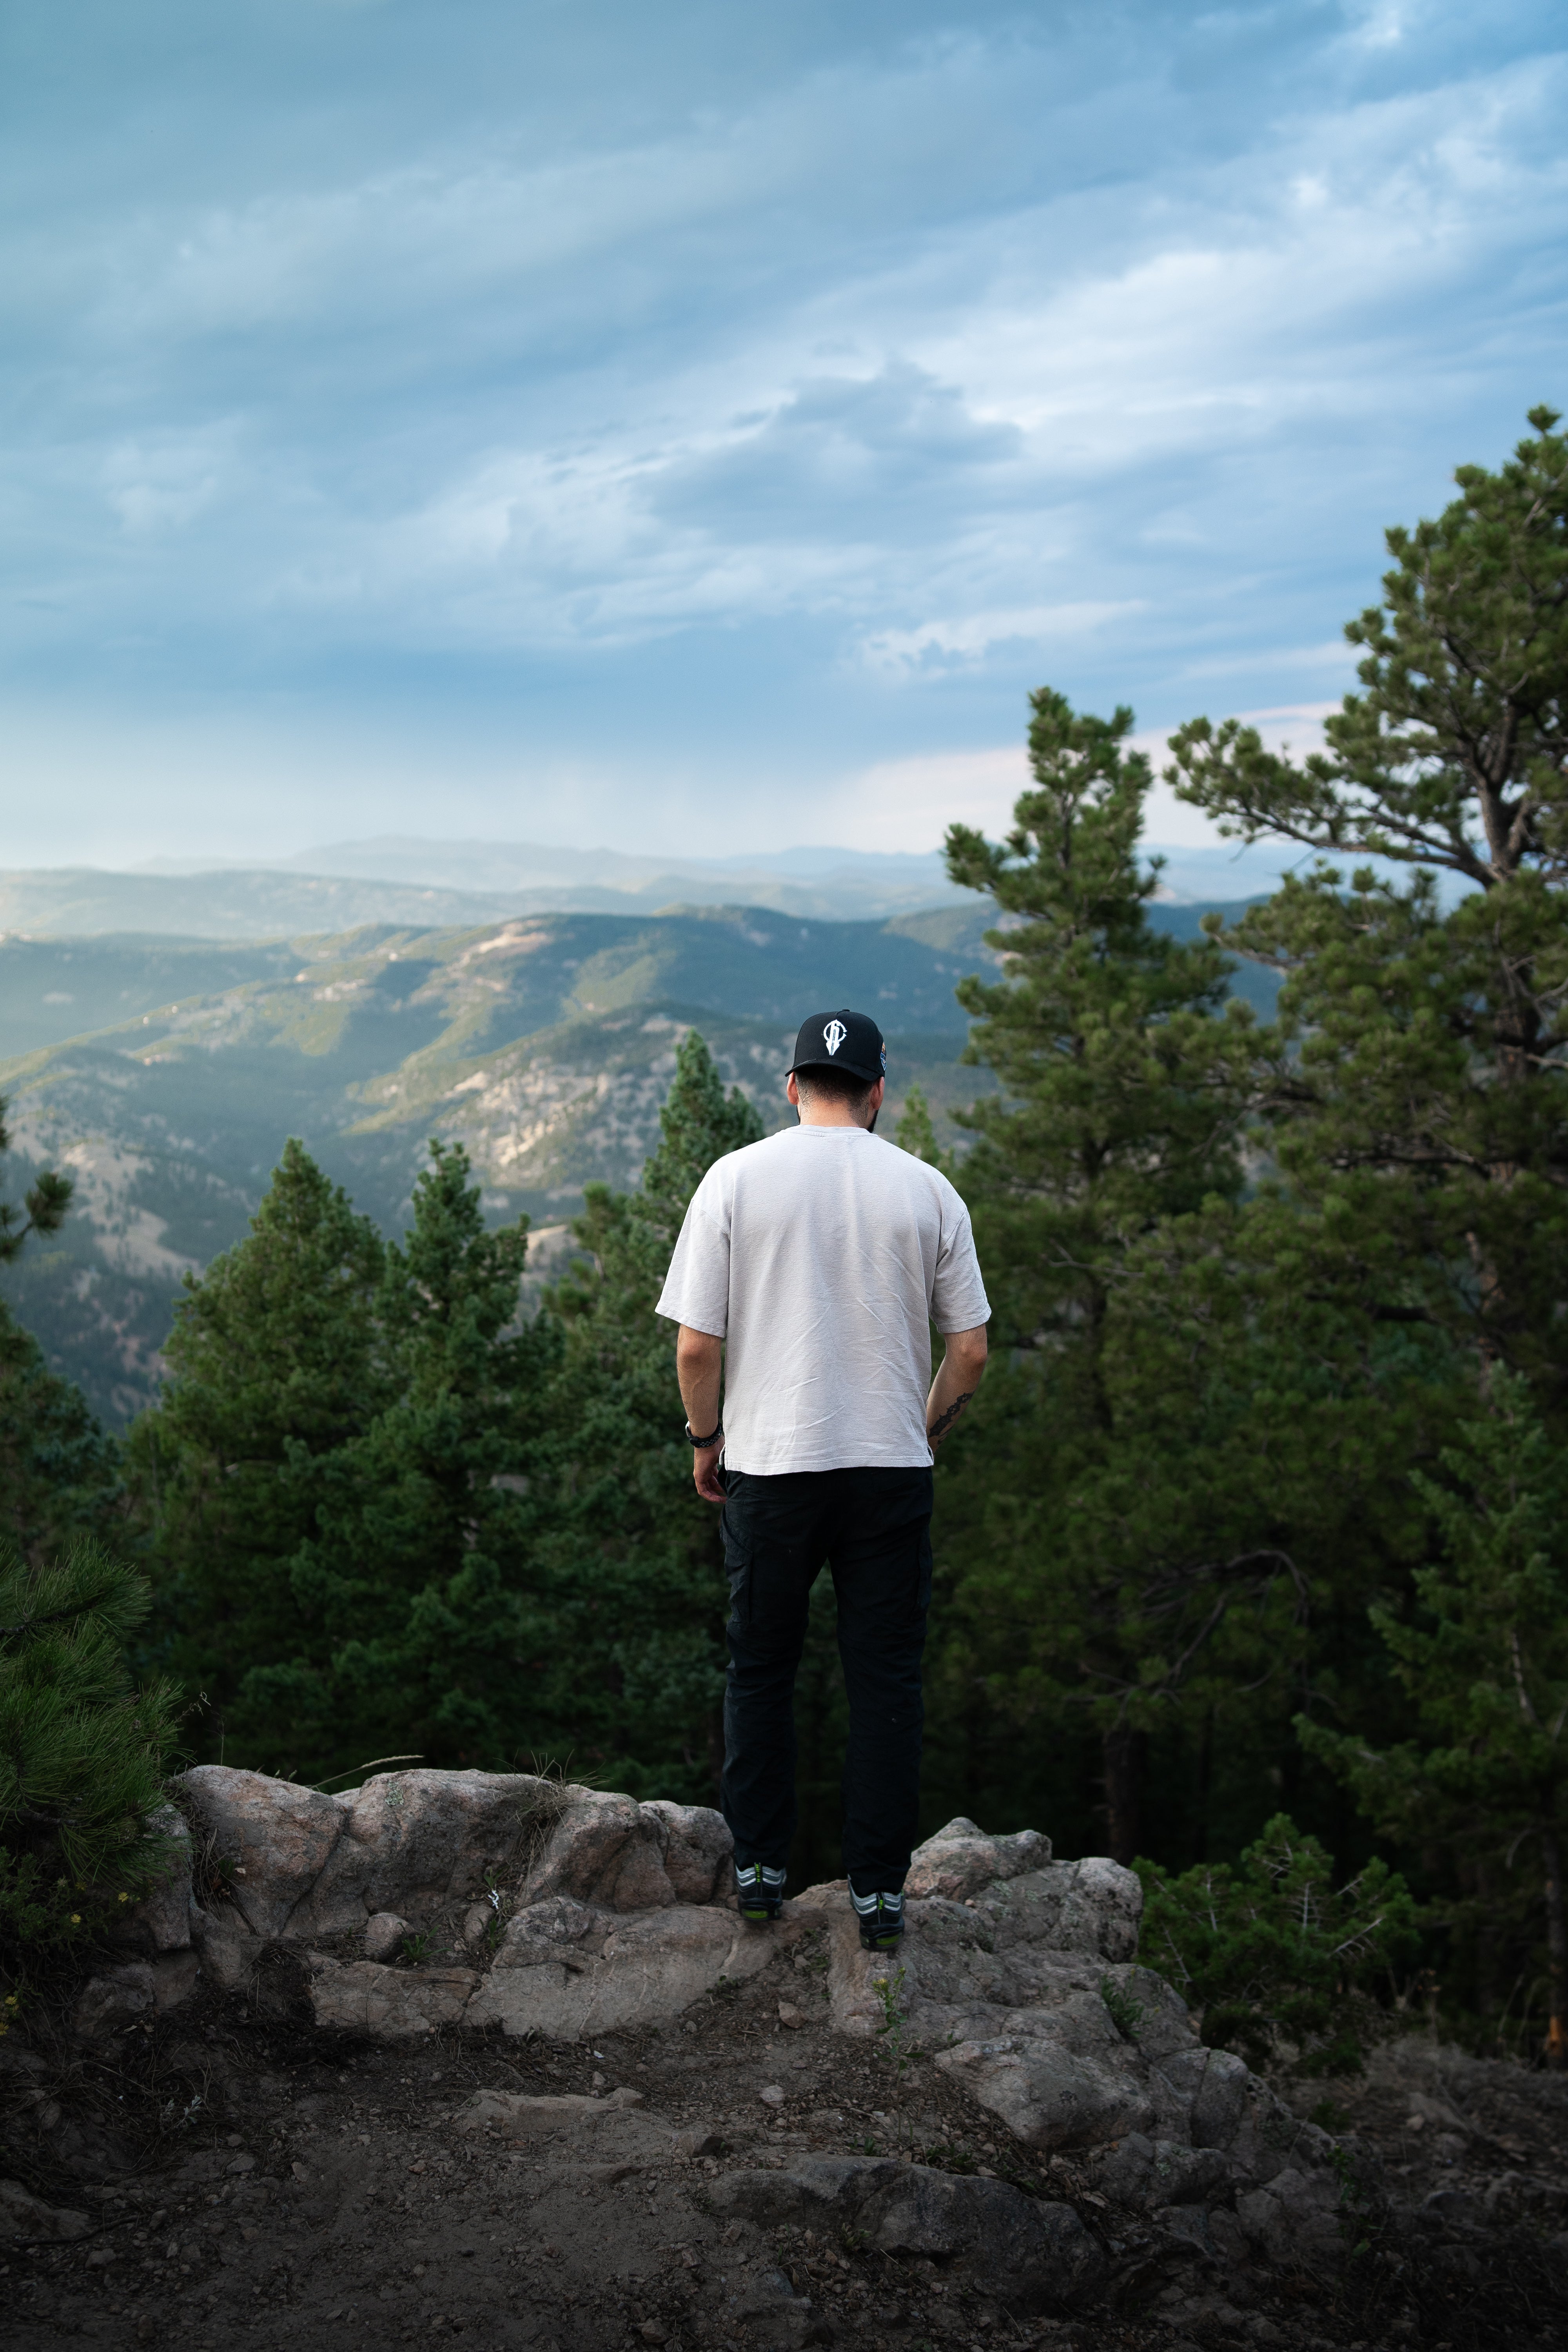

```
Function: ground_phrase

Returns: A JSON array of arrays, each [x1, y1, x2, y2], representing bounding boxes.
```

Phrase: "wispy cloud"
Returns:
[[861, 603, 1143, 677], [0, 1, 1563, 860]]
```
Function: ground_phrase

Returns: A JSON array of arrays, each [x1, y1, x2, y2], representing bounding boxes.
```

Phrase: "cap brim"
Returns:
[[788, 1057, 883, 1083]]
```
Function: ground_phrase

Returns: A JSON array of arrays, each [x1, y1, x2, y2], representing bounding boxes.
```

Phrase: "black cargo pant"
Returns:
[[719, 1463, 933, 1897]]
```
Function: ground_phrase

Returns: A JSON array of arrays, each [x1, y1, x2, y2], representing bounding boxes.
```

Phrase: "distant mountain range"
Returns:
[[0, 834, 1299, 940], [0, 897, 1272, 1425], [0, 846, 971, 936]]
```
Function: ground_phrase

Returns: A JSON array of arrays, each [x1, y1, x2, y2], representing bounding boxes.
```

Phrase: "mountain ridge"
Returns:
[[0, 898, 1272, 1425], [0, 906, 1000, 1422]]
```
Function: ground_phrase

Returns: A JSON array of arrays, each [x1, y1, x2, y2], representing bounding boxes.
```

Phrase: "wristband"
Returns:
[[685, 1421, 724, 1449]]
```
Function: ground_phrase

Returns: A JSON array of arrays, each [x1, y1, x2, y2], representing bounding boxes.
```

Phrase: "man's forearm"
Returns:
[[927, 1327, 987, 1446], [676, 1326, 726, 1504], [676, 1327, 724, 1435]]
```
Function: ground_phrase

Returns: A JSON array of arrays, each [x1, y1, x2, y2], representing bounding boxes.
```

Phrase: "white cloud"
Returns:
[[824, 744, 1030, 852], [860, 601, 1142, 677], [103, 432, 232, 536], [0, 5, 1563, 862], [820, 704, 1339, 858]]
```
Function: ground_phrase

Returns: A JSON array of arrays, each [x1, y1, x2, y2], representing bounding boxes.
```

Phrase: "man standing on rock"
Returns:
[[656, 1008, 990, 1954]]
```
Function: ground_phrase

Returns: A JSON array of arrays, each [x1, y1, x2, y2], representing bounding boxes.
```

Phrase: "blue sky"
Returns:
[[3, 0, 1564, 868]]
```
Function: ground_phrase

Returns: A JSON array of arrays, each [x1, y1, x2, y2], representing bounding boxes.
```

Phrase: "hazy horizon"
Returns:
[[0, 829, 1308, 911]]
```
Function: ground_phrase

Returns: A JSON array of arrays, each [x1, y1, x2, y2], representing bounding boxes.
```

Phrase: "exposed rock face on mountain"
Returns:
[[0, 906, 997, 1423]]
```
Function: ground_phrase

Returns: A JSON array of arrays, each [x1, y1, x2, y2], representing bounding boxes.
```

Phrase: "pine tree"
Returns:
[[1168, 408, 1568, 1403], [946, 688, 1259, 1395], [0, 1093, 73, 1265], [636, 1030, 764, 1246], [1301, 1373, 1568, 2063], [536, 1030, 763, 1794], [932, 690, 1288, 1860], [131, 1045, 763, 1793], [129, 1138, 390, 1723], [260, 1142, 547, 1775], [894, 1084, 946, 1169], [0, 1313, 124, 1565], [0, 1543, 180, 1967], [0, 1094, 123, 1563], [1137, 1815, 1420, 2076]]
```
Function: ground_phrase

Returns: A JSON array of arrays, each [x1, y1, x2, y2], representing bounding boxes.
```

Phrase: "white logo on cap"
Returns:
[[823, 1018, 848, 1056]]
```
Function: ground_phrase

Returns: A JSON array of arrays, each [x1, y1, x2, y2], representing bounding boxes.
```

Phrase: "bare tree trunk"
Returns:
[[1542, 1828, 1567, 2069], [1102, 1722, 1145, 1867]]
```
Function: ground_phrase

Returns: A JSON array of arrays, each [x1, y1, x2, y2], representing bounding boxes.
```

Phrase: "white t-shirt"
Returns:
[[655, 1124, 991, 1475]]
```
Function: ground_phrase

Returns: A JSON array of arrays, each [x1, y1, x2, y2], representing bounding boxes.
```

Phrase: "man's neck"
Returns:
[[796, 1106, 873, 1130]]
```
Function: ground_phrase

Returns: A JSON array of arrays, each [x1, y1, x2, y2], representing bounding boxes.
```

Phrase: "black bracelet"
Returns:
[[685, 1421, 723, 1448]]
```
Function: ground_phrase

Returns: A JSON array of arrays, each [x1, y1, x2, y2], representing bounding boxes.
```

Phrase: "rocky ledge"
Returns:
[[61, 1768, 1352, 2300]]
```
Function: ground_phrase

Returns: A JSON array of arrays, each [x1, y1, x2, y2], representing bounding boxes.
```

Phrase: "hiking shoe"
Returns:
[[851, 1888, 905, 1951], [735, 1863, 786, 1924]]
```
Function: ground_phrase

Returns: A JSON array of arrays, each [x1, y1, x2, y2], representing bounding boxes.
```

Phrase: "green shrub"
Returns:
[[1135, 1814, 1421, 2076], [0, 1543, 181, 1988]]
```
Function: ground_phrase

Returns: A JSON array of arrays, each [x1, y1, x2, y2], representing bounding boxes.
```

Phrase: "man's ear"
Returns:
[[786, 1072, 801, 1107]]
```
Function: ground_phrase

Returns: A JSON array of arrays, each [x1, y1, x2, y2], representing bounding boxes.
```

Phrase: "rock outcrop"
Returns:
[[111, 1768, 1348, 2286], [708, 2155, 1107, 2312]]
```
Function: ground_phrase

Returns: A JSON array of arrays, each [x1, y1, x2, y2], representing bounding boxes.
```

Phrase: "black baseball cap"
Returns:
[[787, 1007, 887, 1087]]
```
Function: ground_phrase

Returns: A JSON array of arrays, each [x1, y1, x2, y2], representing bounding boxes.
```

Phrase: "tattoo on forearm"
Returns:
[[929, 1389, 975, 1443]]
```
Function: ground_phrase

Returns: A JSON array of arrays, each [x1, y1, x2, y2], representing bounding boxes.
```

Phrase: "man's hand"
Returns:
[[692, 1440, 725, 1504], [676, 1324, 726, 1505], [927, 1323, 988, 1448]]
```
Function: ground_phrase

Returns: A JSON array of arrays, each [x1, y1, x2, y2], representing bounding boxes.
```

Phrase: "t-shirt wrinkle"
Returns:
[[656, 1124, 990, 1475]]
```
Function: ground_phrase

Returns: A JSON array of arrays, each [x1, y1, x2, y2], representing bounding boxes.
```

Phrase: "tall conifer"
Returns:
[[935, 691, 1276, 1860]]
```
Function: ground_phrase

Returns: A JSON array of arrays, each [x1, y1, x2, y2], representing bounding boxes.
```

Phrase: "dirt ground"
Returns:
[[4, 1919, 1567, 2352]]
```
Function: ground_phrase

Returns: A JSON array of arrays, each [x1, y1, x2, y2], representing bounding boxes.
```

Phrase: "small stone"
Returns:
[[225, 2134, 243, 2148], [592, 2071, 607, 2091], [777, 2002, 806, 2029], [637, 2325, 669, 2345], [364, 1911, 412, 1964], [72, 1964, 156, 2039], [0, 2179, 90, 2242], [759, 2085, 786, 2107]]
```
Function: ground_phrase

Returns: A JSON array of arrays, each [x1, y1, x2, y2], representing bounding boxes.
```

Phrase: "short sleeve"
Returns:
[[929, 1190, 990, 1334], [655, 1174, 732, 1337]]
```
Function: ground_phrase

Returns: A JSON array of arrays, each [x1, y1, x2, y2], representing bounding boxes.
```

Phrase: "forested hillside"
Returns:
[[4, 407, 1566, 2071], [0, 900, 1267, 1422], [0, 904, 1000, 1420]]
